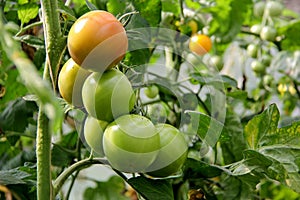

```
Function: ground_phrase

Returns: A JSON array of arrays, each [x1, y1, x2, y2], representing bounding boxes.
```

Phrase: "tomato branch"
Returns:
[[53, 158, 110, 196]]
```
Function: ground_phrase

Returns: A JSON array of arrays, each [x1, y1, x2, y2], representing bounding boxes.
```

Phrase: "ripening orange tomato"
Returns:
[[189, 34, 212, 55], [67, 10, 128, 72]]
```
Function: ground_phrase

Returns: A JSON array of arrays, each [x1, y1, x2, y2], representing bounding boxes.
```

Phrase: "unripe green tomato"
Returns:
[[103, 114, 160, 173], [67, 10, 128, 72], [146, 124, 188, 177], [260, 26, 277, 41], [58, 58, 91, 107], [250, 24, 262, 35], [209, 55, 223, 70], [146, 102, 169, 124], [251, 60, 266, 74], [254, 1, 266, 17], [265, 1, 283, 17], [261, 54, 272, 66], [144, 85, 159, 99], [83, 115, 108, 157], [82, 69, 135, 122], [247, 44, 258, 58], [263, 74, 274, 86]]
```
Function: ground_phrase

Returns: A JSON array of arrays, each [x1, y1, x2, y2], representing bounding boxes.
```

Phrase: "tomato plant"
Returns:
[[1, 0, 300, 200], [67, 10, 128, 72], [82, 69, 135, 122]]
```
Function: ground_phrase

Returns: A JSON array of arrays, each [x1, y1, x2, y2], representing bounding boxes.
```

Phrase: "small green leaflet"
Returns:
[[18, 3, 39, 25]]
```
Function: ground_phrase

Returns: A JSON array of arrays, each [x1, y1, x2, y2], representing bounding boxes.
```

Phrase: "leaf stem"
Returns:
[[53, 158, 110, 196]]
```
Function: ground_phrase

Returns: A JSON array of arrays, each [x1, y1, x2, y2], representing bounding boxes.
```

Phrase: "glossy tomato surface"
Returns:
[[82, 69, 135, 122], [58, 58, 91, 107], [189, 34, 212, 55], [83, 115, 108, 157], [103, 114, 160, 173], [146, 124, 188, 177], [68, 10, 128, 72]]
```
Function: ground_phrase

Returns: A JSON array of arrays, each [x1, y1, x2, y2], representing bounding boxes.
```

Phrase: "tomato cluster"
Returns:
[[58, 10, 187, 177]]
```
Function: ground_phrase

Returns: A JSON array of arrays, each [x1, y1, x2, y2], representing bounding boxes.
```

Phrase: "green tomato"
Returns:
[[261, 54, 272, 66], [250, 24, 262, 35], [209, 55, 223, 70], [58, 58, 91, 107], [83, 115, 108, 157], [146, 102, 170, 125], [247, 44, 258, 58], [265, 1, 283, 17], [251, 60, 266, 75], [144, 85, 159, 99], [82, 69, 135, 122], [263, 74, 274, 87], [146, 124, 188, 177], [103, 114, 160, 173], [253, 1, 266, 17], [260, 26, 277, 41]]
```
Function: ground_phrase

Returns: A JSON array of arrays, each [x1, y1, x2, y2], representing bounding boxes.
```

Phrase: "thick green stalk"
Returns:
[[36, 107, 53, 199], [37, 0, 66, 199]]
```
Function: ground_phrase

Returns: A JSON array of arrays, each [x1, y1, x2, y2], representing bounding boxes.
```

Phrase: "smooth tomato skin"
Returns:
[[209, 55, 223, 70], [146, 124, 188, 177], [58, 58, 91, 107], [83, 115, 108, 157], [266, 1, 283, 17], [253, 1, 266, 17], [103, 114, 160, 173], [189, 34, 212, 56], [250, 24, 262, 35], [82, 69, 135, 122], [68, 10, 128, 72], [260, 26, 277, 41], [247, 44, 258, 58], [144, 85, 159, 99], [251, 60, 266, 74]]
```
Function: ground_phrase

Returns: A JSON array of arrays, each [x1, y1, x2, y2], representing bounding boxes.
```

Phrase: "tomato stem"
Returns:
[[53, 158, 110, 195]]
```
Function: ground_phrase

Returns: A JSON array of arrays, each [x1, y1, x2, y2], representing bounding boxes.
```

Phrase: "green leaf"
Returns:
[[186, 111, 224, 148], [262, 120, 300, 146], [208, 0, 252, 43], [133, 0, 162, 27], [278, 20, 300, 51], [244, 104, 279, 149], [83, 176, 129, 200], [15, 35, 45, 49], [162, 0, 180, 17], [220, 108, 247, 163], [17, 3, 39, 24], [107, 0, 127, 16], [0, 98, 37, 133], [85, 0, 98, 11], [0, 168, 31, 185], [183, 158, 222, 179], [51, 131, 78, 167], [184, 0, 201, 10], [230, 150, 272, 176], [0, 69, 28, 111], [127, 176, 174, 200]]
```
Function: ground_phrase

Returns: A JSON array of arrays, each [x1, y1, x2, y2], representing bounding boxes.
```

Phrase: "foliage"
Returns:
[[1, 0, 300, 199]]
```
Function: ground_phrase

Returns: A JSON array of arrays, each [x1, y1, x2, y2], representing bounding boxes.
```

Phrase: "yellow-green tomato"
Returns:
[[67, 10, 128, 72], [260, 26, 277, 41], [265, 1, 283, 17], [146, 124, 188, 177], [58, 58, 91, 107], [82, 69, 135, 122], [250, 24, 262, 35], [144, 85, 159, 99], [83, 115, 108, 157], [254, 1, 266, 17], [103, 114, 160, 173]]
